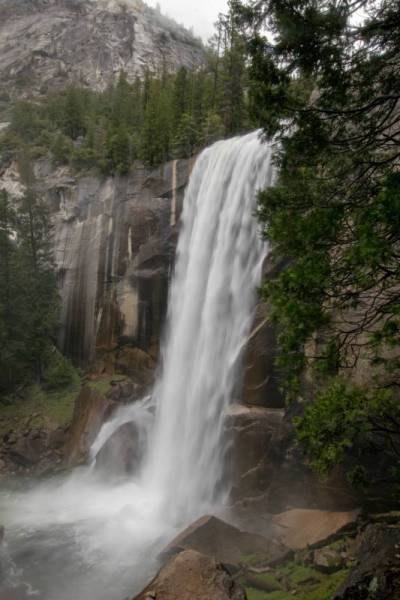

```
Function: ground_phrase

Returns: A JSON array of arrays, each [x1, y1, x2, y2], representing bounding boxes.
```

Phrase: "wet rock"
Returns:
[[163, 515, 288, 565], [242, 301, 284, 409], [107, 380, 141, 403], [5, 429, 48, 468], [227, 404, 360, 513], [115, 348, 156, 381], [313, 546, 345, 573], [48, 427, 68, 450], [334, 523, 400, 599], [133, 549, 246, 600], [63, 386, 114, 467], [94, 421, 143, 476], [273, 508, 360, 550]]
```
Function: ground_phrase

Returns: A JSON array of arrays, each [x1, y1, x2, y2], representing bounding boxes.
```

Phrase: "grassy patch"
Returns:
[[86, 376, 121, 396], [0, 380, 80, 436], [244, 561, 349, 600], [241, 553, 273, 567]]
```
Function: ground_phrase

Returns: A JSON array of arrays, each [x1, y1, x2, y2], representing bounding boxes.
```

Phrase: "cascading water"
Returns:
[[143, 130, 273, 524], [0, 131, 274, 600]]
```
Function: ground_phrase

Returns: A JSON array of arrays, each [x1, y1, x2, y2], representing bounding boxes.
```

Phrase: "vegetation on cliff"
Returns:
[[235, 0, 400, 485], [0, 158, 76, 396], [0, 1, 251, 398], [1, 5, 250, 173]]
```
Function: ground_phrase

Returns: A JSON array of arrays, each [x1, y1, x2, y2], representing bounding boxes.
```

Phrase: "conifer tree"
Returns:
[[17, 153, 59, 381]]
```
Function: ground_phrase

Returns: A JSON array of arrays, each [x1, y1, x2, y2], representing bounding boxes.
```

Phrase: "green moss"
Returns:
[[256, 573, 282, 589], [264, 593, 293, 600], [86, 376, 119, 395], [245, 562, 349, 600], [245, 589, 293, 600], [284, 563, 320, 585], [240, 553, 271, 566]]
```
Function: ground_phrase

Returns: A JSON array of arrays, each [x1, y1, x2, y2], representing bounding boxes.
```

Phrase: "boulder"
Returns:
[[163, 515, 287, 565], [334, 523, 400, 599], [94, 421, 143, 476], [313, 546, 345, 573], [63, 386, 114, 467], [273, 508, 360, 550], [133, 550, 246, 600]]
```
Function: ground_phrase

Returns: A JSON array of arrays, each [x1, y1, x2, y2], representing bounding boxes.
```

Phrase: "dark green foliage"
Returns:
[[0, 155, 59, 394], [296, 379, 400, 485], [2, 33, 250, 174], [42, 347, 79, 390], [235, 0, 400, 478]]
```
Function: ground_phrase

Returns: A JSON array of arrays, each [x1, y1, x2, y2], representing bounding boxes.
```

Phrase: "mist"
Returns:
[[146, 0, 228, 40]]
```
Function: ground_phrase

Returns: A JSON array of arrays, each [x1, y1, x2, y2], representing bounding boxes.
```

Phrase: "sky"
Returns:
[[146, 0, 228, 41]]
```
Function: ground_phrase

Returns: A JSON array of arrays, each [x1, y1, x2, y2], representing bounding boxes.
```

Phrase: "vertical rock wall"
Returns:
[[39, 159, 193, 369]]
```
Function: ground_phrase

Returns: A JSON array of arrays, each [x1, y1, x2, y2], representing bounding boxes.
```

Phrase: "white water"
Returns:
[[0, 131, 274, 600]]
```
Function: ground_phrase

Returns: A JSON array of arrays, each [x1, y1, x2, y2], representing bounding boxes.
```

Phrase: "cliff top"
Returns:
[[0, 0, 204, 99]]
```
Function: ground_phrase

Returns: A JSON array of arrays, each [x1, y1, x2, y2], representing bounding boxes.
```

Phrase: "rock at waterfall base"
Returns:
[[94, 421, 142, 476], [63, 386, 114, 467], [272, 508, 361, 550], [133, 550, 246, 600], [162, 515, 288, 565]]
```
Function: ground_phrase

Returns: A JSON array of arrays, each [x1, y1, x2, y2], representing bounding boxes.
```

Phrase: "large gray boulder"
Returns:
[[163, 515, 287, 565]]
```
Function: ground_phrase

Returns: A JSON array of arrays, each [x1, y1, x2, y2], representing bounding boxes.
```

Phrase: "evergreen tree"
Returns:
[[172, 67, 190, 127], [17, 153, 59, 381], [173, 113, 198, 158], [235, 0, 400, 483], [62, 86, 86, 139], [201, 111, 225, 147], [0, 190, 22, 392], [220, 3, 247, 134]]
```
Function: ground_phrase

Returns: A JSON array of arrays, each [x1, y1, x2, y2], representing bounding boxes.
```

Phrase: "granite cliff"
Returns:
[[0, 0, 203, 101]]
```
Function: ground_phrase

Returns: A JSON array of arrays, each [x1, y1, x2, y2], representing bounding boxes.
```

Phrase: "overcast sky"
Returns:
[[146, 0, 228, 41]]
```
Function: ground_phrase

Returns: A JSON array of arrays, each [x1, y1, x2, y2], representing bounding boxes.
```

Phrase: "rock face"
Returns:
[[227, 404, 360, 514], [272, 508, 360, 550], [334, 523, 400, 599], [0, 418, 68, 475], [0, 157, 193, 370], [0, 0, 204, 99], [51, 158, 191, 368], [133, 549, 247, 600], [163, 515, 287, 565], [63, 386, 114, 466], [94, 421, 142, 475]]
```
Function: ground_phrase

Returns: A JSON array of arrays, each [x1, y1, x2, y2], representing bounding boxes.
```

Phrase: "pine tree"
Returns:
[[62, 86, 86, 139], [17, 153, 59, 381], [0, 190, 21, 392], [173, 113, 198, 158]]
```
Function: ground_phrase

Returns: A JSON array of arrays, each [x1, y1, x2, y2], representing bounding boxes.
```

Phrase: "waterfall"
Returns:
[[0, 131, 274, 600], [142, 130, 274, 522]]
